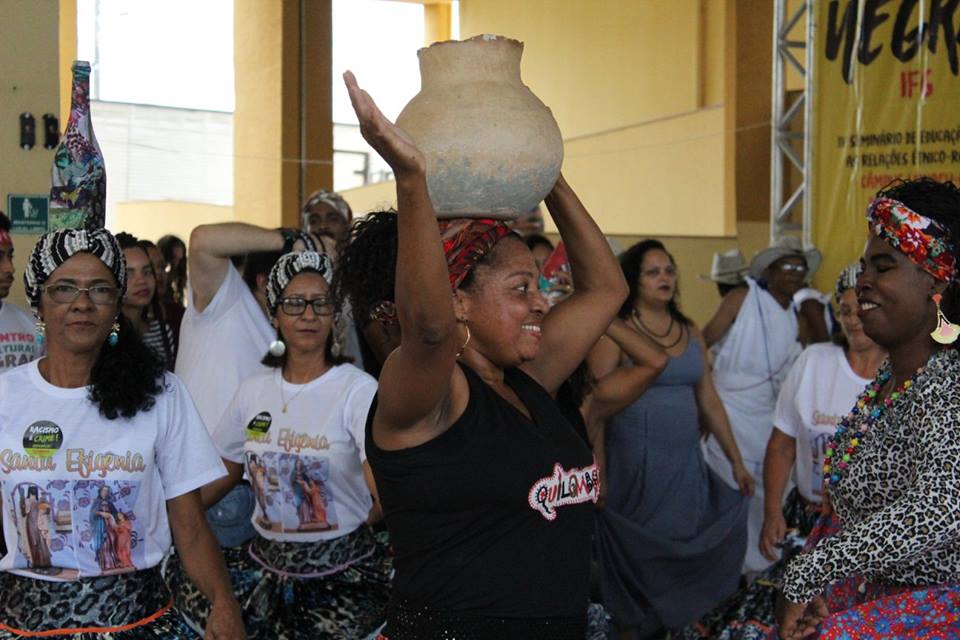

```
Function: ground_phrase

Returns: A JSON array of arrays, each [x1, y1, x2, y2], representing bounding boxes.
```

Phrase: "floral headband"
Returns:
[[866, 197, 957, 282]]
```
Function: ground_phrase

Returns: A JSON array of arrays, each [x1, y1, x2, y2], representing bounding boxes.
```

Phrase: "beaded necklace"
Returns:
[[823, 365, 923, 488]]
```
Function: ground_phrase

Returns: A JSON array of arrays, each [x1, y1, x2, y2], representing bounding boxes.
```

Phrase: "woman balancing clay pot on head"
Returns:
[[164, 250, 391, 639], [0, 228, 243, 639], [343, 72, 627, 639], [588, 239, 754, 638], [776, 178, 960, 639]]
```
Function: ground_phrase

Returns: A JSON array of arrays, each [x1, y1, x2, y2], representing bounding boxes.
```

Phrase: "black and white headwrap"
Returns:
[[266, 251, 333, 317], [24, 228, 126, 310], [834, 262, 862, 303]]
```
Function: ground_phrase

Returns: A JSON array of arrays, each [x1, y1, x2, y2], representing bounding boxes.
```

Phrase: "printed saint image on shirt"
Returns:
[[246, 451, 282, 530], [73, 480, 143, 576], [283, 454, 338, 534], [8, 481, 74, 578]]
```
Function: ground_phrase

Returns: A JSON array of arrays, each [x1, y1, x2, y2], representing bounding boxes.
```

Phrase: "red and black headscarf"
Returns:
[[438, 218, 512, 290]]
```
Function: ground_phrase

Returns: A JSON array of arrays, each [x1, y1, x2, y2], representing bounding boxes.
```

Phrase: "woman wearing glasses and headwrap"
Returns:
[[777, 178, 960, 639], [165, 250, 390, 639], [0, 228, 242, 639]]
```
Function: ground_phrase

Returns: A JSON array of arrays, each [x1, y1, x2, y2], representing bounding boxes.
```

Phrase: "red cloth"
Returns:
[[437, 218, 511, 290]]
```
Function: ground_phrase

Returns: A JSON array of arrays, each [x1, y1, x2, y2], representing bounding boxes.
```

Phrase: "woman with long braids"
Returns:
[[116, 232, 176, 370], [165, 250, 390, 639], [590, 239, 753, 638], [344, 72, 626, 639], [777, 178, 960, 638], [0, 228, 243, 639]]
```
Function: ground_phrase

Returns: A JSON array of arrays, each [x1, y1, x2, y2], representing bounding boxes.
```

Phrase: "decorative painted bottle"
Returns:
[[49, 60, 106, 231], [396, 34, 564, 219]]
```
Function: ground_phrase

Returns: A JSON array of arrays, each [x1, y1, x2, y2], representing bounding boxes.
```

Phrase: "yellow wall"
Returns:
[[113, 201, 235, 247], [347, 0, 775, 241], [1, 0, 63, 309], [233, 0, 333, 230]]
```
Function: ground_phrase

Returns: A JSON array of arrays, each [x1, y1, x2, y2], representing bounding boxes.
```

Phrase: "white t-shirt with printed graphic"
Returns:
[[175, 262, 275, 433], [0, 361, 226, 581], [0, 302, 41, 373], [773, 343, 872, 503], [213, 364, 377, 543]]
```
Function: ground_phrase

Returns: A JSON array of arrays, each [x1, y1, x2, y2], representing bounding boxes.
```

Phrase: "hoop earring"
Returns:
[[456, 320, 471, 358], [930, 293, 959, 344], [35, 318, 46, 347], [108, 321, 120, 347]]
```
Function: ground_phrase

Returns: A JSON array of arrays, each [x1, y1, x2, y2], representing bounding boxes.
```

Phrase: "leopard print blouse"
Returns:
[[782, 347, 960, 603]]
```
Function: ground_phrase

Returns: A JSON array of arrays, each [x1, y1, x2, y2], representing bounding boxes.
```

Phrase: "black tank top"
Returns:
[[366, 364, 599, 624]]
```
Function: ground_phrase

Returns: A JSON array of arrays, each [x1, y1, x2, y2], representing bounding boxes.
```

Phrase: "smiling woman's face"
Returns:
[[857, 234, 939, 348]]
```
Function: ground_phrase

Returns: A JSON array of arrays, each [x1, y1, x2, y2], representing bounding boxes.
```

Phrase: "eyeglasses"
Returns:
[[41, 283, 121, 305], [279, 296, 335, 316], [775, 263, 808, 273]]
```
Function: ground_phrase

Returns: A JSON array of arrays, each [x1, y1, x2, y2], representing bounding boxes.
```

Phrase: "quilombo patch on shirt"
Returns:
[[527, 460, 601, 521], [213, 364, 377, 544], [0, 362, 225, 581]]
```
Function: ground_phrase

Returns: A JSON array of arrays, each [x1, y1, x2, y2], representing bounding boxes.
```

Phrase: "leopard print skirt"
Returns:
[[0, 567, 198, 638], [164, 525, 391, 640]]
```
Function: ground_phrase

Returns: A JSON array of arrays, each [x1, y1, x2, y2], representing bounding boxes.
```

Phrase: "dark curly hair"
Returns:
[[875, 178, 960, 321], [0, 210, 10, 232], [618, 239, 691, 325], [87, 310, 166, 420], [331, 210, 398, 325]]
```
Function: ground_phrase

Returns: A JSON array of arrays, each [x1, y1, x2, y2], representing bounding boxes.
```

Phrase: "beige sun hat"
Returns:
[[749, 236, 822, 280], [700, 249, 749, 285]]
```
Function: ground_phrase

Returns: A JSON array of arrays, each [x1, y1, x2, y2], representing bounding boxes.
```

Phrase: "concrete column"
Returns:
[[233, 0, 333, 229]]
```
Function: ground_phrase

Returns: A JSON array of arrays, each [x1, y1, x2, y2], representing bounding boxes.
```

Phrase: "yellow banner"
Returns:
[[811, 0, 960, 290]]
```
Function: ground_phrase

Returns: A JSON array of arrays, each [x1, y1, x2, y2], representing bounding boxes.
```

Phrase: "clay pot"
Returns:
[[396, 34, 563, 219]]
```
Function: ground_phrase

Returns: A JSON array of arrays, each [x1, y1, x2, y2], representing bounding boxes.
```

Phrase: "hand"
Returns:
[[343, 71, 425, 176], [775, 593, 808, 639], [759, 511, 787, 562], [204, 598, 245, 639], [732, 462, 756, 497]]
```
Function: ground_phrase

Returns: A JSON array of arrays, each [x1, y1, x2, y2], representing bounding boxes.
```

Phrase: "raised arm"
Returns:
[[344, 72, 459, 444], [588, 319, 669, 420], [188, 223, 325, 312], [702, 286, 747, 348], [523, 176, 628, 393]]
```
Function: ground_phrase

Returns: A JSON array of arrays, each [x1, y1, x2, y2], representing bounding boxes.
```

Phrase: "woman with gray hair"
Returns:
[[165, 250, 390, 639]]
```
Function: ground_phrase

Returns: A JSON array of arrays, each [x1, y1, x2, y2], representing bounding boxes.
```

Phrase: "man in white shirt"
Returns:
[[176, 223, 322, 546], [0, 212, 41, 374]]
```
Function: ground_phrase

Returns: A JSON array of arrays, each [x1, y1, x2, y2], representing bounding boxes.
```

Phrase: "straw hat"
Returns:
[[749, 236, 822, 280], [700, 249, 749, 285]]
